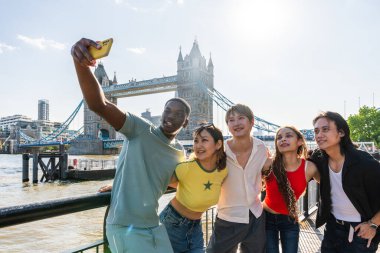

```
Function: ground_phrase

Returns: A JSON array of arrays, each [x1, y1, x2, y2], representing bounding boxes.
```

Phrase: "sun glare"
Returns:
[[231, 1, 294, 43]]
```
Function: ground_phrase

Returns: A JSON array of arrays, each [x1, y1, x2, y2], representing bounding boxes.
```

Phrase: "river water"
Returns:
[[0, 154, 173, 253]]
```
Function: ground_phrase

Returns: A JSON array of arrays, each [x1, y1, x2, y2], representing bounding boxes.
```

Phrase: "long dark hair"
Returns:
[[312, 111, 356, 155], [266, 126, 308, 221], [193, 123, 227, 171]]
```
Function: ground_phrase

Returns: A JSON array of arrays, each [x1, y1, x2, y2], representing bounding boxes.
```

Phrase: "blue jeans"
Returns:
[[265, 211, 299, 253], [159, 203, 204, 253], [321, 214, 379, 253]]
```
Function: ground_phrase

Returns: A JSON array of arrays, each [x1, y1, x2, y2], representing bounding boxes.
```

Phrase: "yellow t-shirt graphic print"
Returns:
[[175, 160, 228, 212]]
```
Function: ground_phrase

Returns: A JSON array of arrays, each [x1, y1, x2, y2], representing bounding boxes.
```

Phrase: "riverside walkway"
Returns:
[[298, 213, 380, 253], [202, 207, 380, 253], [1, 191, 380, 252], [298, 212, 325, 252], [215, 211, 379, 253], [300, 213, 380, 252]]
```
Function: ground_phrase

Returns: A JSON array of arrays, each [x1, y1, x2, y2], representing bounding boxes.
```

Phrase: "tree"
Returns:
[[347, 106, 380, 148]]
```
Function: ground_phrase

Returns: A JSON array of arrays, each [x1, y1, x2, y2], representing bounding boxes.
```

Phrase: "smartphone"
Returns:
[[88, 38, 113, 59]]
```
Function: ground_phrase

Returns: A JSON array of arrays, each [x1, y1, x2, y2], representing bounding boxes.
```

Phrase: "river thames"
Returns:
[[0, 154, 173, 253]]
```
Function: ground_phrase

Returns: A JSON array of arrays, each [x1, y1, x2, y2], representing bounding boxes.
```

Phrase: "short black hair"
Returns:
[[165, 98, 191, 116]]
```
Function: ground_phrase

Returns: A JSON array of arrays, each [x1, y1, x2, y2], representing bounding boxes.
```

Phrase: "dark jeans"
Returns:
[[321, 214, 379, 253], [206, 211, 266, 253], [159, 203, 204, 253], [265, 211, 299, 253]]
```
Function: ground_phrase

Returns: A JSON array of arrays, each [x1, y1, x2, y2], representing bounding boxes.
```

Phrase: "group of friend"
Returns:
[[72, 38, 380, 253]]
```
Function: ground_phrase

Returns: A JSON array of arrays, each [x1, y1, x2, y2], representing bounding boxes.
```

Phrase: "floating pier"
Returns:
[[67, 157, 116, 180], [22, 145, 117, 183]]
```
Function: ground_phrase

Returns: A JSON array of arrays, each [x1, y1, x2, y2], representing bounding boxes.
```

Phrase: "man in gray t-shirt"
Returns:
[[72, 38, 191, 253]]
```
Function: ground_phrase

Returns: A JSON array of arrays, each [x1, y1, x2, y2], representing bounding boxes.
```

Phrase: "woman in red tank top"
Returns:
[[262, 126, 319, 253]]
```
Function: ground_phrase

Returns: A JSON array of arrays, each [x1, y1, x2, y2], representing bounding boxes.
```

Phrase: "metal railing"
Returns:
[[0, 193, 111, 253], [0, 183, 319, 252]]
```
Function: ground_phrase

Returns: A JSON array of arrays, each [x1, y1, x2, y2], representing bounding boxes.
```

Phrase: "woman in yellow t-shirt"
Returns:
[[159, 123, 227, 253]]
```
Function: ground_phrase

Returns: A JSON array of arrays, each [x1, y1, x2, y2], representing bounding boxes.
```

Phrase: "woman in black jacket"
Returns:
[[309, 111, 380, 253]]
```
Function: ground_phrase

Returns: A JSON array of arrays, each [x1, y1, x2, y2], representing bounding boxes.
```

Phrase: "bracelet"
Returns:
[[368, 220, 379, 230]]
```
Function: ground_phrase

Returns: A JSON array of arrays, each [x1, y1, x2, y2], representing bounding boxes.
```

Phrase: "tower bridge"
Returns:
[[103, 75, 178, 97], [18, 40, 298, 155], [69, 40, 216, 154]]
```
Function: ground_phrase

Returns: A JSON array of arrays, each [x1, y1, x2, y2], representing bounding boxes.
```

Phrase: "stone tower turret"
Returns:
[[208, 53, 214, 74], [176, 40, 214, 140], [69, 63, 118, 154]]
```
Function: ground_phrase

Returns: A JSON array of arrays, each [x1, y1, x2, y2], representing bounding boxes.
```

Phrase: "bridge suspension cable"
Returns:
[[196, 82, 280, 133], [67, 126, 84, 141], [18, 101, 84, 145], [18, 130, 36, 143], [37, 100, 84, 143]]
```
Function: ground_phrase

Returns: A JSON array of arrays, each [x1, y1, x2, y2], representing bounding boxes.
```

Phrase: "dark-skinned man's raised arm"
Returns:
[[71, 38, 126, 131]]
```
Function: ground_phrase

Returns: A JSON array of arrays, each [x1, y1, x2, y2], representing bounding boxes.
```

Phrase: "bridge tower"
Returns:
[[176, 40, 214, 140], [69, 63, 119, 155], [83, 63, 117, 141]]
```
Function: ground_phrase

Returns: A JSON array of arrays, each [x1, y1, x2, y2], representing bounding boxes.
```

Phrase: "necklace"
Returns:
[[328, 158, 345, 173]]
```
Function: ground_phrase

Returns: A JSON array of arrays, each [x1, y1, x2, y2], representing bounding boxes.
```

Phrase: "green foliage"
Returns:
[[347, 106, 380, 147], [41, 146, 58, 152]]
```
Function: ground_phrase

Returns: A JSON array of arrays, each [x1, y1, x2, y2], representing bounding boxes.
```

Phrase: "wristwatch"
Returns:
[[368, 220, 379, 230]]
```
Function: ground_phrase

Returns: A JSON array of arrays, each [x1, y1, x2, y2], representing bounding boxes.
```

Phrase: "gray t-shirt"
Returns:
[[106, 112, 184, 228]]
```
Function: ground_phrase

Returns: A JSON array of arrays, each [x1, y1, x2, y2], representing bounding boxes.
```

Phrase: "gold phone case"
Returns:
[[89, 38, 113, 59]]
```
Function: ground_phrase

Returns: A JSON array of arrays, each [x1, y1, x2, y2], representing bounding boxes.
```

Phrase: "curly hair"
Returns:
[[265, 126, 308, 221]]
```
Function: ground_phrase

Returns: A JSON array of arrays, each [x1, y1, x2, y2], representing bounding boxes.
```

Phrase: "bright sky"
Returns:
[[1, 0, 379, 130]]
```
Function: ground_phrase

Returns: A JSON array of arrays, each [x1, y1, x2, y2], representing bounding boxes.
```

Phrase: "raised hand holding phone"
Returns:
[[88, 38, 113, 59]]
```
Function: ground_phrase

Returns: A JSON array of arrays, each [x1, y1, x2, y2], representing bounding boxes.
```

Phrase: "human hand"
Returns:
[[355, 222, 377, 248], [262, 157, 273, 173], [98, 185, 113, 193], [71, 38, 100, 67], [266, 147, 272, 158]]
